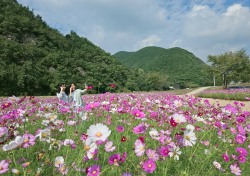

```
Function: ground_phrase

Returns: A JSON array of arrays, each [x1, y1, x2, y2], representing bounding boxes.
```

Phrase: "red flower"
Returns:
[[121, 136, 126, 142], [138, 136, 145, 143], [170, 118, 177, 127], [109, 83, 116, 89], [87, 85, 93, 90]]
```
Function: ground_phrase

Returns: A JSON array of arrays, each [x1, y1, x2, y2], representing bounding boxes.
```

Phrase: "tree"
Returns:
[[207, 49, 250, 89]]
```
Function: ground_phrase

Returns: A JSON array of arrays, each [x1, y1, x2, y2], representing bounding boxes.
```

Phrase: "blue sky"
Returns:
[[16, 0, 250, 62]]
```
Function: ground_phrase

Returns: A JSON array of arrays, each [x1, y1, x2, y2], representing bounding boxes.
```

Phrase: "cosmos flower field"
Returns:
[[0, 92, 249, 176], [197, 88, 250, 101]]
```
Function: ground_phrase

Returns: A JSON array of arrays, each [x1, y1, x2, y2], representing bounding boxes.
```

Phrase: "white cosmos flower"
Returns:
[[87, 123, 111, 142], [105, 141, 116, 152], [3, 136, 24, 151], [173, 100, 183, 107], [186, 124, 195, 131], [149, 128, 159, 140], [172, 113, 187, 123], [44, 113, 57, 122], [36, 129, 51, 143], [83, 138, 98, 159], [183, 130, 197, 147], [55, 156, 64, 168], [169, 145, 182, 160]]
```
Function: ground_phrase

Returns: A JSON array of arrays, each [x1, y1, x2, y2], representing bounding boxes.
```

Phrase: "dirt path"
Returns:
[[182, 87, 250, 111]]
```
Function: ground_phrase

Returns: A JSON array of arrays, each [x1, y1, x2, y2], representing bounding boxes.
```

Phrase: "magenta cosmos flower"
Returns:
[[222, 152, 230, 162], [0, 160, 9, 174], [87, 164, 101, 176], [235, 134, 246, 144], [132, 108, 145, 118], [116, 125, 124, 133], [159, 146, 169, 157], [236, 147, 248, 156], [133, 124, 146, 134], [142, 158, 156, 173], [109, 154, 121, 166], [237, 155, 246, 163]]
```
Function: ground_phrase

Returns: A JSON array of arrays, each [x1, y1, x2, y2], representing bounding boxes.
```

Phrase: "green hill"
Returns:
[[0, 0, 131, 95], [114, 46, 211, 88]]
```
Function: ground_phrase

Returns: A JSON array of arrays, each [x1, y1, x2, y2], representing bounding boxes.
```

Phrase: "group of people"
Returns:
[[56, 83, 88, 120]]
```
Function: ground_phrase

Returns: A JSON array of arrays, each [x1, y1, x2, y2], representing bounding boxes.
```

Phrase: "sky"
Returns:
[[16, 0, 250, 62]]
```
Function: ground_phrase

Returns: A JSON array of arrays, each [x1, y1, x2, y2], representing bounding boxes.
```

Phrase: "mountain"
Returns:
[[0, 0, 131, 95], [113, 46, 211, 88]]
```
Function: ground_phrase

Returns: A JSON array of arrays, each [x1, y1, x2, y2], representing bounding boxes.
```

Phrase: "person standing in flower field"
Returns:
[[56, 83, 69, 103], [69, 83, 89, 120]]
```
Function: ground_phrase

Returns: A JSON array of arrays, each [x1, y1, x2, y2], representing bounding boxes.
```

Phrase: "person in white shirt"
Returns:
[[69, 83, 88, 120], [56, 83, 69, 103]]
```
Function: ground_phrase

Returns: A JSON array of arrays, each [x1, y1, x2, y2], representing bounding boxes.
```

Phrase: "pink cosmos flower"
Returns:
[[121, 152, 127, 163], [133, 124, 146, 134], [230, 164, 241, 176], [0, 160, 9, 174], [237, 125, 246, 135], [134, 139, 145, 156], [58, 164, 68, 175], [87, 165, 101, 176], [0, 127, 8, 138], [236, 116, 245, 124], [132, 108, 145, 118], [116, 125, 124, 133], [22, 133, 36, 148], [108, 154, 121, 166], [22, 162, 30, 168], [224, 104, 237, 114], [63, 139, 76, 149], [230, 127, 237, 134], [85, 102, 100, 111], [142, 158, 156, 173], [236, 147, 248, 156], [122, 172, 132, 176], [235, 134, 246, 144], [105, 141, 116, 152], [146, 149, 159, 161]]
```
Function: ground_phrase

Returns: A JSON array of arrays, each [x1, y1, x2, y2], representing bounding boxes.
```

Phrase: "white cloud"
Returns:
[[134, 35, 162, 50], [16, 0, 250, 62]]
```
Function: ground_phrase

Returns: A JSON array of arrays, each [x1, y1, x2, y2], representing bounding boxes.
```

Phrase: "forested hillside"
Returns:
[[0, 0, 132, 95], [114, 46, 212, 88]]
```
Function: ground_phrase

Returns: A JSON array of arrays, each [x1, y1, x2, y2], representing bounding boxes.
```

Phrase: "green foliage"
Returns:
[[207, 49, 250, 89], [114, 46, 212, 88]]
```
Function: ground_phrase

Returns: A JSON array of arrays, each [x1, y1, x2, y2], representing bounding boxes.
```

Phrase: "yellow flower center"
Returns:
[[0, 166, 2, 170], [185, 135, 190, 140], [41, 133, 47, 138], [114, 159, 117, 162], [140, 146, 144, 151], [84, 145, 90, 151], [59, 165, 66, 172], [148, 164, 152, 168], [95, 132, 102, 137], [24, 138, 29, 143], [92, 170, 97, 174], [136, 113, 139, 117]]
